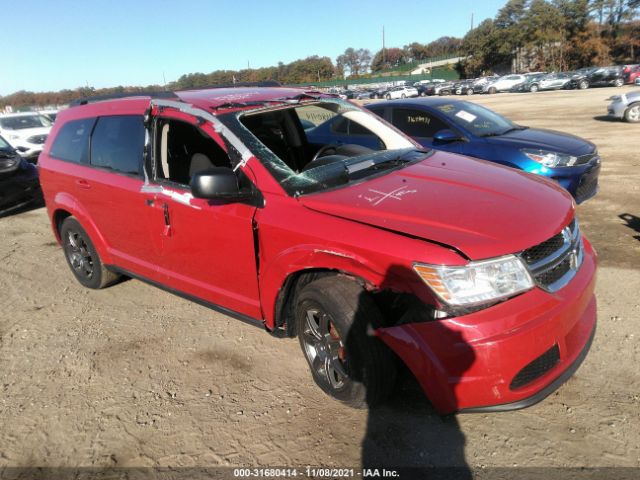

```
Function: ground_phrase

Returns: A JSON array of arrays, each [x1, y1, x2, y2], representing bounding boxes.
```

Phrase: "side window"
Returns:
[[391, 108, 448, 138], [90, 115, 145, 175], [154, 119, 232, 187], [49, 117, 95, 164]]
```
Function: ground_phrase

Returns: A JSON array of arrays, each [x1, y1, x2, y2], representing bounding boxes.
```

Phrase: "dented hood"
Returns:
[[299, 151, 574, 260]]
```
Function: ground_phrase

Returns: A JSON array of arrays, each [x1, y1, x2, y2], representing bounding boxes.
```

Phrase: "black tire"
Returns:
[[488, 86, 497, 94], [296, 277, 396, 408], [60, 217, 119, 289], [385, 94, 391, 100]]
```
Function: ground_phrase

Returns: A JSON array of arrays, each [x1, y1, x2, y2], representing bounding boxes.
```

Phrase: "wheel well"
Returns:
[[53, 209, 72, 240], [273, 269, 367, 337]]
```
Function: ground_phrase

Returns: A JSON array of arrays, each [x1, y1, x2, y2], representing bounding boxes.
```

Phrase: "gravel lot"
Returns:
[[1, 87, 639, 474]]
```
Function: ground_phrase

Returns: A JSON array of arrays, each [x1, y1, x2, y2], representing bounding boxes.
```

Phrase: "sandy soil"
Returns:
[[1, 87, 639, 472]]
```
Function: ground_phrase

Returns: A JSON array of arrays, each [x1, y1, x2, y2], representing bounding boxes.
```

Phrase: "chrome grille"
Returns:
[[520, 219, 583, 292]]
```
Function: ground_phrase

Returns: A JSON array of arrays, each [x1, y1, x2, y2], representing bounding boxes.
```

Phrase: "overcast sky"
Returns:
[[1, 0, 506, 95]]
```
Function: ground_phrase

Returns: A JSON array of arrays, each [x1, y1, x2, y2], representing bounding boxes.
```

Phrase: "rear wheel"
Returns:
[[529, 84, 539, 92], [613, 78, 624, 87], [466, 88, 474, 95], [624, 103, 640, 123], [578, 80, 589, 90], [385, 94, 391, 100], [296, 277, 396, 408], [60, 217, 119, 289], [488, 86, 497, 94], [401, 93, 406, 99]]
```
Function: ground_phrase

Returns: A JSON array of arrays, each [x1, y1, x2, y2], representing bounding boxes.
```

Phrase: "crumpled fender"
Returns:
[[259, 245, 386, 329]]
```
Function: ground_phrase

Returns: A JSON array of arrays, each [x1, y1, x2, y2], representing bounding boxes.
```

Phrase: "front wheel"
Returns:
[[624, 103, 640, 123], [385, 94, 391, 100], [488, 87, 497, 94], [466, 88, 474, 95], [578, 80, 589, 90], [60, 217, 120, 289], [296, 277, 396, 408], [613, 78, 624, 87], [529, 84, 539, 92], [401, 93, 406, 98]]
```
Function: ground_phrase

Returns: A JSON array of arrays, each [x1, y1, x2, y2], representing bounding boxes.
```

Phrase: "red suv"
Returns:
[[39, 86, 597, 414]]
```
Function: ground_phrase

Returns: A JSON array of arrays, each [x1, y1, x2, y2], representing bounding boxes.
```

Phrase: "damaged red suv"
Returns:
[[38, 86, 597, 414]]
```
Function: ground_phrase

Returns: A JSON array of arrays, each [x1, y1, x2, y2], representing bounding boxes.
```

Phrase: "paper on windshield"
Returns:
[[455, 110, 477, 123]]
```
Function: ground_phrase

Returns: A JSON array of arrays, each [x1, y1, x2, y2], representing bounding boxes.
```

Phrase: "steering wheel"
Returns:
[[311, 144, 339, 163]]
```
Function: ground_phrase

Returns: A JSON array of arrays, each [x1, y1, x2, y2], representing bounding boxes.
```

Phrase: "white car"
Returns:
[[483, 74, 528, 93], [0, 112, 52, 161], [607, 90, 640, 122], [384, 86, 419, 99]]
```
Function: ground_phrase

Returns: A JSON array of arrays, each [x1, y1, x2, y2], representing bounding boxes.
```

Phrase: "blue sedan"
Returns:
[[366, 98, 600, 203]]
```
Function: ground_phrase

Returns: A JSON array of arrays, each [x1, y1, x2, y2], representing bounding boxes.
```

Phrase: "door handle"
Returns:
[[76, 179, 91, 189]]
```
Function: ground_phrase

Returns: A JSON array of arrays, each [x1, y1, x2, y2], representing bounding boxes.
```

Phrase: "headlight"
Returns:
[[522, 148, 578, 167], [413, 255, 533, 307]]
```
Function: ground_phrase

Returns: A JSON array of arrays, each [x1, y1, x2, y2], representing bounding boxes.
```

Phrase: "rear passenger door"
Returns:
[[84, 115, 159, 277]]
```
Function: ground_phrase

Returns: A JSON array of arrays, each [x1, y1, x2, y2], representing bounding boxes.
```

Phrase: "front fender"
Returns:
[[259, 244, 387, 329]]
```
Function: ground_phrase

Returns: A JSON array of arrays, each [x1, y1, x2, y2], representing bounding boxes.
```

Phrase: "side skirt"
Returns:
[[107, 265, 267, 331]]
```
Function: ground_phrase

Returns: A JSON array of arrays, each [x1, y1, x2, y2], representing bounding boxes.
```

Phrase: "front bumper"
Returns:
[[549, 158, 601, 204], [376, 237, 597, 414]]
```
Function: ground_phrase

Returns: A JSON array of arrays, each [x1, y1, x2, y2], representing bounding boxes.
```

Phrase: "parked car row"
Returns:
[[34, 86, 596, 415]]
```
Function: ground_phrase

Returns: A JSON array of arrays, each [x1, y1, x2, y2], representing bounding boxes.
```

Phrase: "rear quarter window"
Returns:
[[49, 117, 96, 164], [90, 115, 145, 176]]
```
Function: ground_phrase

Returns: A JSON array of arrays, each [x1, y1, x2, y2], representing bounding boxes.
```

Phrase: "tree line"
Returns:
[[1, 0, 638, 109], [459, 0, 639, 76]]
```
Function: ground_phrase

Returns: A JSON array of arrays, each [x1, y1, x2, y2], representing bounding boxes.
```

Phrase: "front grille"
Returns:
[[575, 152, 598, 165], [520, 218, 582, 292], [576, 176, 598, 200], [510, 344, 560, 390], [27, 134, 48, 144]]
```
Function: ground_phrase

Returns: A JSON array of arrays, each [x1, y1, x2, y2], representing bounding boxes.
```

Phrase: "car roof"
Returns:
[[366, 97, 468, 110]]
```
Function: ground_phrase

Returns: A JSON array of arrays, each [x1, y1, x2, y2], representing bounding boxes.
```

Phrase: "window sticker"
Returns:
[[455, 110, 477, 123], [437, 104, 455, 113]]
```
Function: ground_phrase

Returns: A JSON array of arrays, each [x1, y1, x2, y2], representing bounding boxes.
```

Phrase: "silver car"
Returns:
[[607, 90, 640, 122]]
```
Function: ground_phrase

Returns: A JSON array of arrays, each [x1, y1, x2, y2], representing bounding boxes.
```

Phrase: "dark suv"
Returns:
[[0, 134, 42, 215], [38, 86, 597, 414], [569, 66, 625, 89]]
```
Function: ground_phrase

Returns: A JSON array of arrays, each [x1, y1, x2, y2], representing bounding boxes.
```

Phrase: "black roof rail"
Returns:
[[178, 80, 282, 91], [69, 91, 179, 107]]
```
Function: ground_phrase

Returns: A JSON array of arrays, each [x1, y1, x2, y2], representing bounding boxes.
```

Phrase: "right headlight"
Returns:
[[413, 255, 534, 307], [522, 148, 578, 168]]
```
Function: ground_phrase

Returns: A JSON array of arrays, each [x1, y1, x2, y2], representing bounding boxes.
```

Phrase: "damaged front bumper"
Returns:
[[376, 238, 597, 414]]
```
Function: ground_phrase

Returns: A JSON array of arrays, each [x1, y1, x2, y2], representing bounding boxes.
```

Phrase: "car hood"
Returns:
[[298, 151, 574, 260], [484, 128, 595, 156]]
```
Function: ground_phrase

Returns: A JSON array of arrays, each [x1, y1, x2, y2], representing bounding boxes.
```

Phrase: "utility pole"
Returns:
[[382, 25, 386, 66], [470, 12, 474, 31]]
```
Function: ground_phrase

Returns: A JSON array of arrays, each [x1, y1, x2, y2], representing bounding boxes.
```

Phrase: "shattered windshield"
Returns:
[[224, 98, 423, 196]]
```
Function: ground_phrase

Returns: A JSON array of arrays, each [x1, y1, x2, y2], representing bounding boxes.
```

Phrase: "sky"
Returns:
[[1, 0, 506, 96]]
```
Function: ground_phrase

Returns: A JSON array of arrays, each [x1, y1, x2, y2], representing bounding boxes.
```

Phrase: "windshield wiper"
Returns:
[[346, 149, 430, 175], [480, 125, 528, 137]]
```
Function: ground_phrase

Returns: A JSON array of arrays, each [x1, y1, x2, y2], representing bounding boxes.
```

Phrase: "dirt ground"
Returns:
[[1, 87, 639, 473]]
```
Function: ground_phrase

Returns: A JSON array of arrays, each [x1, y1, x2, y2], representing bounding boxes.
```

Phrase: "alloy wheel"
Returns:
[[301, 308, 348, 390], [65, 230, 94, 280]]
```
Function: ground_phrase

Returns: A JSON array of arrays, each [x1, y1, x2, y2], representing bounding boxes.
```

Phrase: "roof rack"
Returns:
[[68, 81, 282, 107], [69, 91, 178, 107]]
